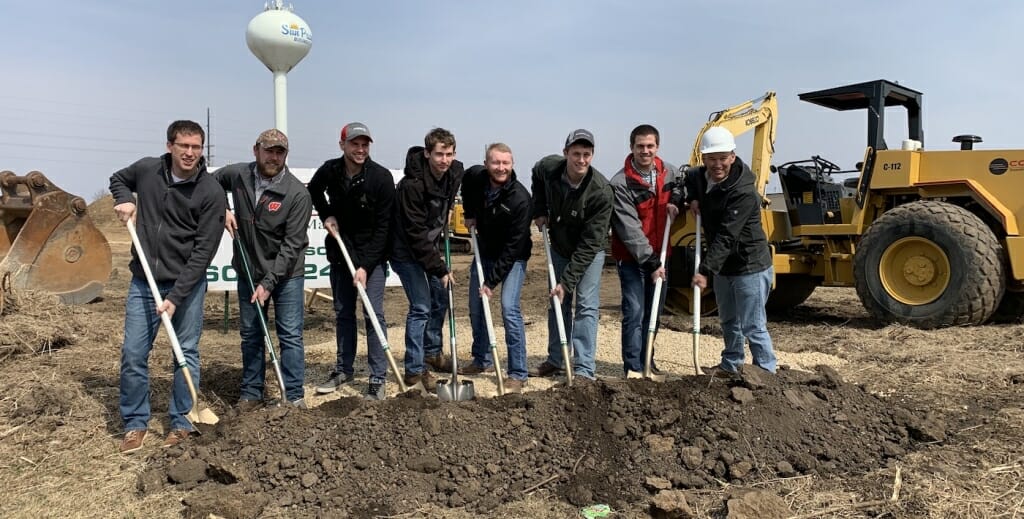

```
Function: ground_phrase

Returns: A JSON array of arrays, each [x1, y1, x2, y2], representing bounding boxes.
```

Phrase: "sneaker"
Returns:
[[458, 363, 495, 375], [504, 378, 526, 394], [529, 360, 564, 377], [289, 398, 307, 409], [424, 353, 453, 372], [162, 429, 191, 449], [404, 371, 438, 391], [364, 382, 386, 401], [120, 430, 147, 454], [315, 371, 354, 394], [237, 399, 264, 413]]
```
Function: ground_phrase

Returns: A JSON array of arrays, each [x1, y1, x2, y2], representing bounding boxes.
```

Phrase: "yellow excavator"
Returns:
[[665, 91, 778, 315], [0, 171, 111, 305]]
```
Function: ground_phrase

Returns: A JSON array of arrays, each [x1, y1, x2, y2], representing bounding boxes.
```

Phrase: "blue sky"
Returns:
[[2, 0, 1022, 200]]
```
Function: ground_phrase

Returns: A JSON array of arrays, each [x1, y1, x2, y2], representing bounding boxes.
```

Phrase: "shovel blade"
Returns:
[[437, 379, 475, 401], [188, 407, 219, 425], [626, 370, 644, 379]]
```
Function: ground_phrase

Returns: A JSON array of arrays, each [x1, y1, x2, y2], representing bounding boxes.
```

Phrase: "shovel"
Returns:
[[328, 229, 407, 393], [469, 227, 505, 396], [691, 213, 702, 376], [125, 219, 219, 426], [628, 213, 674, 382], [437, 226, 475, 401], [540, 225, 573, 387], [233, 234, 288, 402]]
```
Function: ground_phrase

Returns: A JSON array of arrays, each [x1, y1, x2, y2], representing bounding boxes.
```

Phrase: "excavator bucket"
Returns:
[[0, 171, 111, 304]]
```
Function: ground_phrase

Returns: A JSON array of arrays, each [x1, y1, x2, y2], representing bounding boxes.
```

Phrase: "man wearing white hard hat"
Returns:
[[683, 126, 777, 376]]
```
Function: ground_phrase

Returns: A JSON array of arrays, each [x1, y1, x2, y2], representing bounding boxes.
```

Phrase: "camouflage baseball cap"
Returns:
[[256, 128, 289, 150]]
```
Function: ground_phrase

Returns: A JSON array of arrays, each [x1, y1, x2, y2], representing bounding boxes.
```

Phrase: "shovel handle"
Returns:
[[540, 225, 572, 386], [643, 213, 674, 378], [126, 220, 201, 412], [469, 227, 505, 396], [692, 213, 702, 375], [234, 235, 289, 399], [329, 230, 407, 392]]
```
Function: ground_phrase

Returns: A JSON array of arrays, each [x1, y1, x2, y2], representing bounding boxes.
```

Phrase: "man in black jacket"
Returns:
[[530, 129, 613, 380], [684, 126, 777, 375], [391, 128, 464, 391], [307, 122, 396, 400], [459, 143, 532, 392], [216, 129, 312, 410], [109, 120, 226, 453]]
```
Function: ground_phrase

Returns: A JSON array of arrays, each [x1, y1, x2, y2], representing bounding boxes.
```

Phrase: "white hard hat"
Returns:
[[700, 126, 736, 154]]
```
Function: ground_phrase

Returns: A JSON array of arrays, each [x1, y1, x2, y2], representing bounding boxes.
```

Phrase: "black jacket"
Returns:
[[109, 154, 226, 306], [307, 156, 395, 271], [683, 157, 772, 276], [530, 155, 613, 293], [391, 146, 465, 278], [462, 165, 532, 289], [214, 162, 312, 292]]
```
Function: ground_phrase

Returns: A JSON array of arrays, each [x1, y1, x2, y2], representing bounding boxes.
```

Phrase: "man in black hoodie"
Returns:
[[109, 120, 226, 453], [391, 128, 465, 390], [307, 123, 396, 400], [215, 129, 312, 410], [459, 143, 532, 392], [684, 126, 777, 375]]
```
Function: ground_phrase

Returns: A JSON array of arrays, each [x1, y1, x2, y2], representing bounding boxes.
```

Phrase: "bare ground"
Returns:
[[0, 201, 1021, 518]]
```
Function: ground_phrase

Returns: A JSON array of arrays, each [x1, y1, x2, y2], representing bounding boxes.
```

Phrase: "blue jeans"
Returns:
[[545, 249, 604, 379], [469, 258, 528, 381], [391, 260, 449, 375], [237, 275, 306, 402], [714, 266, 777, 373], [330, 264, 388, 384], [120, 277, 207, 432], [617, 261, 667, 374]]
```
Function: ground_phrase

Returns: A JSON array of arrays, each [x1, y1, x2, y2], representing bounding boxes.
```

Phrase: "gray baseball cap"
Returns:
[[340, 122, 373, 142], [564, 128, 595, 148]]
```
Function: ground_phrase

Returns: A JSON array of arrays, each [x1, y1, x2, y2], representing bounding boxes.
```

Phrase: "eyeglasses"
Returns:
[[172, 142, 203, 152]]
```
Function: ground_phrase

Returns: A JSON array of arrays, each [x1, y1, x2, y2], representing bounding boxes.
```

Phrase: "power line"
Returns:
[[0, 129, 155, 145], [0, 141, 149, 154]]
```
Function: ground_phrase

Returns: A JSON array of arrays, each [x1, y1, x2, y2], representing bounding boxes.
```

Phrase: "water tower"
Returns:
[[246, 1, 312, 135]]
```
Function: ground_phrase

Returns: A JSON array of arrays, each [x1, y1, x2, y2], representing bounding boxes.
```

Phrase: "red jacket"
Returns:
[[609, 155, 683, 269]]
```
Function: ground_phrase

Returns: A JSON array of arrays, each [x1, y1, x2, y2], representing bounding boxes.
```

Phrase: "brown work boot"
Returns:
[[529, 360, 564, 377], [458, 363, 495, 375], [237, 399, 264, 413], [404, 371, 439, 391], [504, 378, 527, 394], [162, 429, 192, 449], [119, 430, 147, 454], [424, 353, 453, 372]]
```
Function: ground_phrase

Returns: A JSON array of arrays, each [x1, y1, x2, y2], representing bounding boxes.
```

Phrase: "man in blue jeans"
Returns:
[[684, 127, 777, 375], [459, 143, 532, 392], [530, 130, 614, 380], [307, 122, 396, 400], [216, 129, 312, 410], [610, 124, 684, 376], [391, 128, 464, 390], [109, 120, 226, 453]]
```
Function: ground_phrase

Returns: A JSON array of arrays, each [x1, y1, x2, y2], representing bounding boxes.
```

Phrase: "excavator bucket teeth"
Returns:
[[0, 171, 111, 304]]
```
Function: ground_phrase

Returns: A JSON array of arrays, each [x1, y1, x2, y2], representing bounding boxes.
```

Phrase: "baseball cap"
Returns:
[[256, 128, 289, 150], [340, 122, 373, 143], [564, 128, 595, 148]]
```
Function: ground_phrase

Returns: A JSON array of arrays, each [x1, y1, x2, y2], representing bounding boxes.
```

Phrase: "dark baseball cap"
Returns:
[[564, 128, 595, 148], [256, 128, 288, 150], [340, 122, 373, 142]]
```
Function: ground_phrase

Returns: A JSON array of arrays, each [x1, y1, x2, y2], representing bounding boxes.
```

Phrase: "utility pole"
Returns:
[[205, 107, 214, 166]]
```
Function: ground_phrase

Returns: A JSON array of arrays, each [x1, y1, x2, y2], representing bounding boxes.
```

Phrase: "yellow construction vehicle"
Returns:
[[667, 79, 1024, 328], [449, 195, 472, 252], [0, 171, 111, 304]]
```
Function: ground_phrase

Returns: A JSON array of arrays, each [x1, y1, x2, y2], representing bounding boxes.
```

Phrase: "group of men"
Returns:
[[110, 120, 777, 454]]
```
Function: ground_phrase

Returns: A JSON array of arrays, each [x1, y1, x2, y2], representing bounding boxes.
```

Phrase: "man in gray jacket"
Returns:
[[216, 129, 312, 410], [610, 124, 682, 375]]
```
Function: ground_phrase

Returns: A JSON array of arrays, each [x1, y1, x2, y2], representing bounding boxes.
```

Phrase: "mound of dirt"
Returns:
[[146, 366, 944, 518]]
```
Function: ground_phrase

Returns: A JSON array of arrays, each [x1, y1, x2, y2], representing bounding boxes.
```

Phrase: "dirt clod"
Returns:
[[651, 489, 695, 518]]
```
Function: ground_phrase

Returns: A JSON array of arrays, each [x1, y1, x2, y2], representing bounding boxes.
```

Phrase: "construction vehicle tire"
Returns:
[[853, 200, 1004, 329], [766, 274, 818, 314], [990, 290, 1024, 323]]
